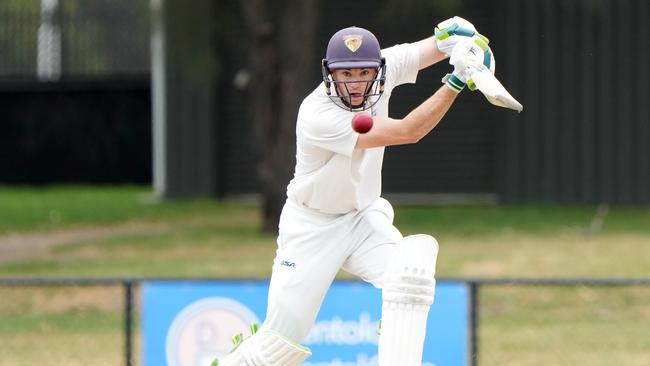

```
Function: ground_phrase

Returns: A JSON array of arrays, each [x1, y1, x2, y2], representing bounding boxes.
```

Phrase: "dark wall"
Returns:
[[0, 79, 150, 184], [220, 0, 502, 195], [219, 0, 650, 203], [155, 0, 218, 198], [339, 1, 502, 194], [3, 0, 649, 205], [498, 0, 650, 204]]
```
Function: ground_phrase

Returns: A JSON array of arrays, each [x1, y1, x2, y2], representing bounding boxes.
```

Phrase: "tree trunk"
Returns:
[[242, 0, 316, 234]]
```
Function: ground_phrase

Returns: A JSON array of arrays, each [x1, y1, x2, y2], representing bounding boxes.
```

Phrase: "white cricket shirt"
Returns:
[[286, 42, 420, 214]]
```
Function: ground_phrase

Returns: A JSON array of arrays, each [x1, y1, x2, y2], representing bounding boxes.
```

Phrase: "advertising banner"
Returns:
[[142, 280, 469, 366]]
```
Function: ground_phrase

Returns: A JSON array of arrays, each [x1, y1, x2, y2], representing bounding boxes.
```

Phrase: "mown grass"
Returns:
[[0, 185, 241, 234], [480, 286, 650, 366], [0, 286, 125, 366], [3, 185, 650, 237], [1, 185, 648, 278], [0, 185, 649, 365]]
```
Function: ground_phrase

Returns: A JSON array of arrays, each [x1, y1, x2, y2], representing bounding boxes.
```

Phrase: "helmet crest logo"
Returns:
[[342, 35, 363, 52]]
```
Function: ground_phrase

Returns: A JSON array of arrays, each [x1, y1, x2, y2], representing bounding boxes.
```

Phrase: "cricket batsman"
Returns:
[[215, 17, 494, 366]]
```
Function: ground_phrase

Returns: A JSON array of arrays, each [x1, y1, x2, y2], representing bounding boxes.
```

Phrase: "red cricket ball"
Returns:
[[351, 112, 373, 134]]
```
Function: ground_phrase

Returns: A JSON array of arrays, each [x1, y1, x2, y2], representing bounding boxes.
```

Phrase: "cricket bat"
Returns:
[[468, 65, 523, 113]]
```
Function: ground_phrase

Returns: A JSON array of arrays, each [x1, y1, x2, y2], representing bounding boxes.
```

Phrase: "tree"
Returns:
[[241, 0, 317, 233]]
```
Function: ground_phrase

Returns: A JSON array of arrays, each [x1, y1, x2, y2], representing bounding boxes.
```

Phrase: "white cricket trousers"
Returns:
[[261, 197, 403, 342]]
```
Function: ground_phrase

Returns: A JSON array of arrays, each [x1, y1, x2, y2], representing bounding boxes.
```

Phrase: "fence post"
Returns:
[[124, 281, 134, 366], [470, 282, 479, 366]]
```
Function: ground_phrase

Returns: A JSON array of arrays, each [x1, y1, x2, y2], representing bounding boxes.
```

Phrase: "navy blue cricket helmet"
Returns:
[[321, 26, 386, 111]]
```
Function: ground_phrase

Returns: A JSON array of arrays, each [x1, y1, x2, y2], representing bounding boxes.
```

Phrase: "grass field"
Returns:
[[0, 185, 648, 365]]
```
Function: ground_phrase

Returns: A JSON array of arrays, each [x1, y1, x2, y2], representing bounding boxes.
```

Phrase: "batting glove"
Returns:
[[443, 36, 494, 93], [435, 16, 489, 57]]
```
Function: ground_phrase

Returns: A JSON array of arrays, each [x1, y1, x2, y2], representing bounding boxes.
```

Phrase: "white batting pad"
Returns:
[[216, 329, 311, 366], [379, 234, 439, 366]]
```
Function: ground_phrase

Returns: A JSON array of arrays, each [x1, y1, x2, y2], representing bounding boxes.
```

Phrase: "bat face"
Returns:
[[468, 65, 523, 113]]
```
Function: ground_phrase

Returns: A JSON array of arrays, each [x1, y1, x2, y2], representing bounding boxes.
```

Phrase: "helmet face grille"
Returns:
[[322, 61, 386, 112], [322, 26, 385, 111]]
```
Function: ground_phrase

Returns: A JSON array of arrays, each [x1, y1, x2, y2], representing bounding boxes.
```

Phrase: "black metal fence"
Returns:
[[0, 277, 136, 366], [1, 277, 648, 366], [0, 0, 149, 80]]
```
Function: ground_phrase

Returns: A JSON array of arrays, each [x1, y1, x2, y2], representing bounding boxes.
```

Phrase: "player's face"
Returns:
[[331, 68, 379, 107]]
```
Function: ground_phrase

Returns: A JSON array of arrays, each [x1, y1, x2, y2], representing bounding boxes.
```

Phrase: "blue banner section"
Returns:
[[142, 280, 469, 366]]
